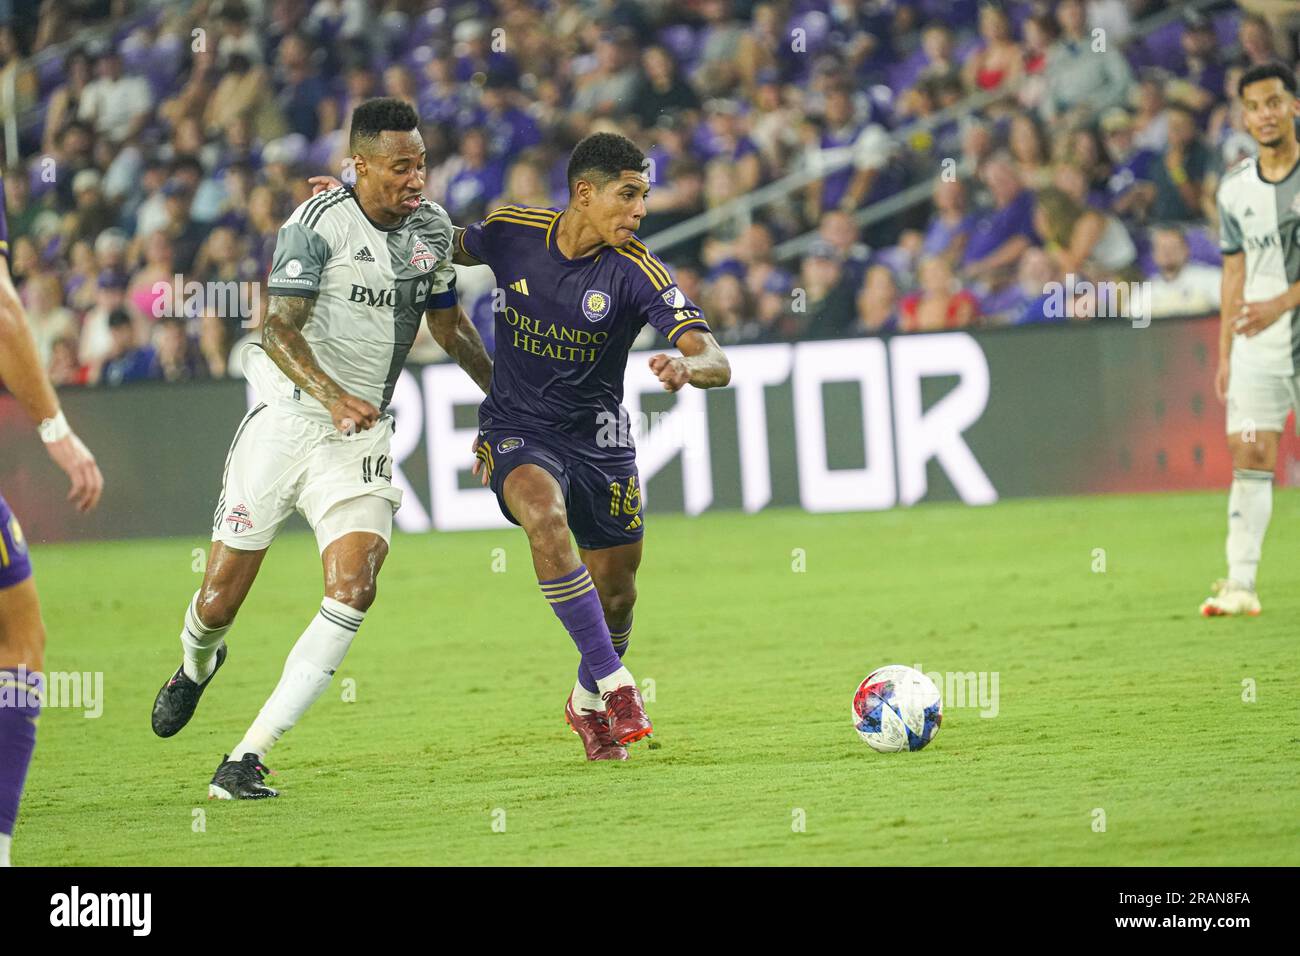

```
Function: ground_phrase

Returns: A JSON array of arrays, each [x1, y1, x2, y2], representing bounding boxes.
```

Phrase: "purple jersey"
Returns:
[[459, 204, 710, 453]]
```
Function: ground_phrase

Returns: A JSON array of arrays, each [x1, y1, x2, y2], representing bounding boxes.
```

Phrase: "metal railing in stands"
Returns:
[[644, 0, 1230, 263]]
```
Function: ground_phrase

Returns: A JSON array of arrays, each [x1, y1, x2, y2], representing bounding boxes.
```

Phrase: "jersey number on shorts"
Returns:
[[608, 476, 642, 531]]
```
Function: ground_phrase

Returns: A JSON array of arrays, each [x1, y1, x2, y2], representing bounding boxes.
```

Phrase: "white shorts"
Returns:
[[1226, 355, 1300, 436], [211, 403, 403, 552]]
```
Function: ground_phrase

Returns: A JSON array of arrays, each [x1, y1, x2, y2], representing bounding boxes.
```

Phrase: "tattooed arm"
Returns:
[[262, 294, 380, 432], [426, 303, 492, 394]]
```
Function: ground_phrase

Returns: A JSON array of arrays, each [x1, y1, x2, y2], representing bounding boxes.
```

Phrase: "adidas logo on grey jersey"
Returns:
[[354, 246, 376, 262]]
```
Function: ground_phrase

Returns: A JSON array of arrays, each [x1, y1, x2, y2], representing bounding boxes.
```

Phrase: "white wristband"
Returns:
[[39, 410, 70, 444]]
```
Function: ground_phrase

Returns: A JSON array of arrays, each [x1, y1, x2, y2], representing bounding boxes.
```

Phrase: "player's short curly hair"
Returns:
[[350, 97, 421, 154], [1239, 61, 1297, 98], [566, 132, 647, 194]]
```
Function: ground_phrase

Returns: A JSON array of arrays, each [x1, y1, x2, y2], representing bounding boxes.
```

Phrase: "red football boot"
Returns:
[[565, 694, 628, 761], [602, 684, 653, 745]]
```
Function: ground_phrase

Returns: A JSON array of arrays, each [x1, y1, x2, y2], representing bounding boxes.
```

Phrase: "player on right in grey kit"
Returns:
[[1202, 62, 1300, 616]]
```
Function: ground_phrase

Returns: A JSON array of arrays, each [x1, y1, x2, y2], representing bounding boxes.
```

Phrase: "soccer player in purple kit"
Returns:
[[0, 171, 104, 865], [455, 133, 731, 760]]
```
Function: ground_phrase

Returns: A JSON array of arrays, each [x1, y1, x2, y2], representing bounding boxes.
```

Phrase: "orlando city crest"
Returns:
[[582, 289, 610, 322], [409, 236, 435, 273]]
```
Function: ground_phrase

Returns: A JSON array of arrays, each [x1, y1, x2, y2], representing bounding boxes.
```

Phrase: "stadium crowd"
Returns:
[[0, 0, 1297, 386]]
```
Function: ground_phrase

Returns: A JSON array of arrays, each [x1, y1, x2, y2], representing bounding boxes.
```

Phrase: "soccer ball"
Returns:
[[852, 665, 943, 752]]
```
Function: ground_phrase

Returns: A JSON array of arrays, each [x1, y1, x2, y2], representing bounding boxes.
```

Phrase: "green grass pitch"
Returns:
[[15, 491, 1300, 866]]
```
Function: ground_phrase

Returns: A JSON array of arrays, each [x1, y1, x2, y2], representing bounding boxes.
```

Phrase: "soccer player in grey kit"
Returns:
[[454, 133, 731, 760]]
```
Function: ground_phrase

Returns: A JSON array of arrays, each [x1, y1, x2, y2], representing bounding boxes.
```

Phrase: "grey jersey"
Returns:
[[1217, 156, 1300, 375], [247, 186, 457, 422]]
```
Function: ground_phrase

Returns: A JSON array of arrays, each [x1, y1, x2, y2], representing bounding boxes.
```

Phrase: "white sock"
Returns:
[[181, 591, 231, 683], [1227, 468, 1272, 591], [595, 665, 635, 696], [230, 597, 363, 761], [0, 833, 10, 867], [572, 681, 604, 713]]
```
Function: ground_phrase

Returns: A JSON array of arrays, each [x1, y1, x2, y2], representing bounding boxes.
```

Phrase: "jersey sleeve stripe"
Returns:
[[298, 187, 344, 226], [615, 248, 666, 290], [626, 238, 672, 286], [305, 191, 351, 229], [667, 317, 709, 342], [484, 214, 554, 230], [487, 206, 557, 224]]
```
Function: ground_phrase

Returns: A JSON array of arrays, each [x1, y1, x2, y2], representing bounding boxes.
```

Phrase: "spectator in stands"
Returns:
[[570, 30, 639, 119], [274, 32, 337, 144], [1131, 71, 1171, 153], [46, 121, 97, 213], [1041, 0, 1133, 120], [900, 256, 978, 332], [453, 17, 520, 87], [203, 51, 277, 140], [160, 44, 217, 133], [962, 153, 1037, 288], [1148, 104, 1213, 224], [63, 239, 101, 313], [444, 129, 507, 222], [48, 336, 91, 387], [1034, 183, 1136, 281], [856, 264, 900, 334], [1087, 0, 1134, 47], [65, 168, 116, 246], [747, 70, 802, 175], [158, 177, 210, 275], [1100, 108, 1156, 221], [95, 308, 156, 386], [921, 178, 974, 266], [478, 74, 543, 160], [1010, 247, 1064, 325], [1147, 225, 1222, 319], [799, 240, 858, 339], [701, 273, 760, 344], [199, 310, 235, 379], [962, 2, 1024, 95], [1175, 11, 1227, 121], [1062, 126, 1114, 209], [128, 229, 176, 324], [805, 83, 873, 221], [632, 45, 701, 130], [23, 271, 78, 367], [697, 98, 765, 196], [382, 63, 420, 110], [78, 47, 153, 145], [42, 46, 92, 154], [818, 210, 871, 291], [1236, 13, 1282, 67], [1009, 113, 1051, 190], [1208, 65, 1260, 171], [80, 269, 138, 366], [150, 316, 206, 382], [960, 119, 995, 175], [694, 0, 747, 98]]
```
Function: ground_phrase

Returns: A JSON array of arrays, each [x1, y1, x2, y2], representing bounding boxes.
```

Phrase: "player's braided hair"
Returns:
[[350, 97, 421, 155], [566, 132, 648, 194]]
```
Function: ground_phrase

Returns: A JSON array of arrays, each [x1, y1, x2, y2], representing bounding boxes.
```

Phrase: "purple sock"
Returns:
[[0, 669, 41, 837], [578, 616, 632, 693], [541, 566, 621, 686]]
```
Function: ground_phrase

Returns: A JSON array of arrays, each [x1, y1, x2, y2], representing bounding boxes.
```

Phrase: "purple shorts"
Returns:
[[476, 428, 645, 552], [0, 492, 32, 590]]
